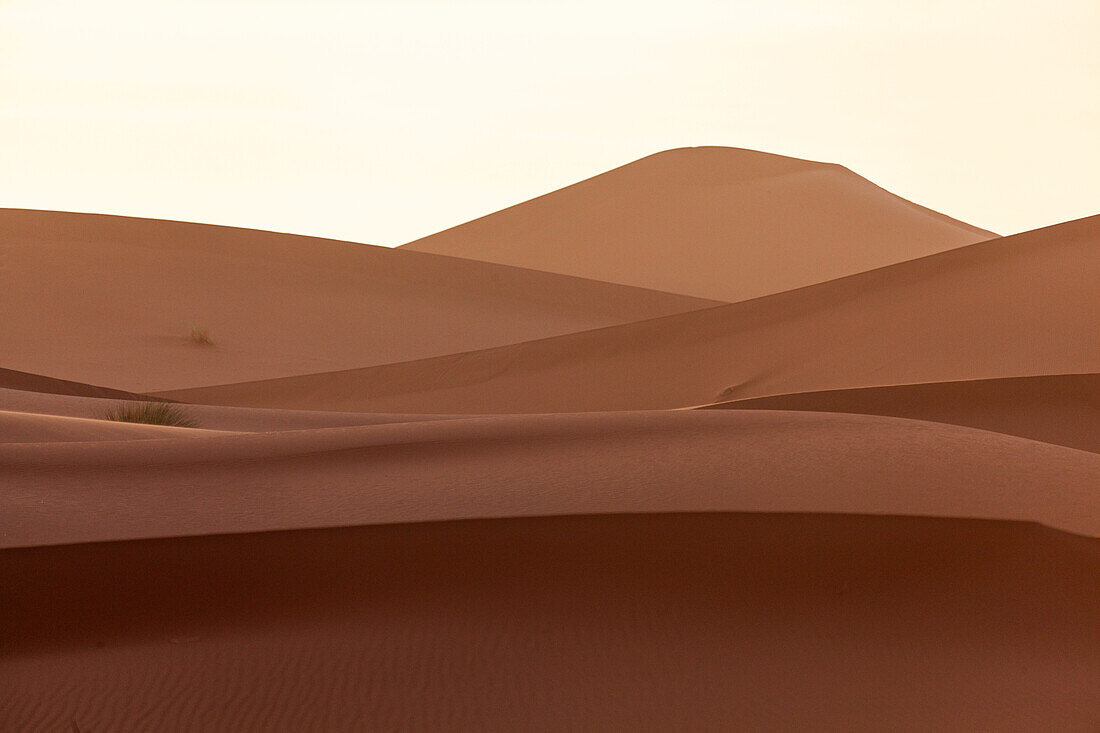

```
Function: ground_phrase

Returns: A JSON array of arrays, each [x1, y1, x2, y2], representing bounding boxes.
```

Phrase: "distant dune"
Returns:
[[165, 215, 1100, 413], [0, 209, 715, 392], [402, 146, 995, 301]]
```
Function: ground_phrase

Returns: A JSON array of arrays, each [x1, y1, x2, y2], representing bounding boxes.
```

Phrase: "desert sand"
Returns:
[[162, 214, 1100, 414], [2, 147, 1097, 731], [403, 147, 996, 301], [702, 372, 1100, 453], [0, 209, 715, 391]]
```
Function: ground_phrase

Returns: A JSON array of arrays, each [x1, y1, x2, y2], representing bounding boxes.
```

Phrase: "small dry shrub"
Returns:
[[189, 326, 213, 345], [103, 402, 196, 428]]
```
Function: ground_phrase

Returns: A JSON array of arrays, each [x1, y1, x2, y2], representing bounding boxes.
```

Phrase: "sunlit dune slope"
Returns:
[[402, 146, 995, 301], [165, 216, 1099, 414], [4, 410, 1098, 549], [0, 209, 716, 392]]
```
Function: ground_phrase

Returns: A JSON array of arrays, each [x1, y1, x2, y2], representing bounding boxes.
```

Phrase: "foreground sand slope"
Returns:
[[0, 209, 715, 392], [3, 513, 1096, 731], [4, 407, 1098, 729], [165, 215, 1100, 413], [403, 146, 995, 301], [702, 373, 1100, 453]]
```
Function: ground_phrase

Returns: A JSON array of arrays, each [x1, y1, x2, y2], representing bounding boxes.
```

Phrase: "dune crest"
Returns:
[[402, 146, 996, 301]]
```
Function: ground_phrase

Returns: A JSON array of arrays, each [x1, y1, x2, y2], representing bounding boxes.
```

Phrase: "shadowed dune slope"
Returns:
[[165, 216, 1100, 413], [0, 367, 164, 401], [2, 514, 1096, 731], [0, 209, 716, 392], [3, 410, 1098, 549], [702, 373, 1100, 453], [402, 146, 995, 301]]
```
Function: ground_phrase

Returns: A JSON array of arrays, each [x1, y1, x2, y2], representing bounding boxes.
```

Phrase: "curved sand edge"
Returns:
[[698, 372, 1100, 453], [4, 409, 1098, 549]]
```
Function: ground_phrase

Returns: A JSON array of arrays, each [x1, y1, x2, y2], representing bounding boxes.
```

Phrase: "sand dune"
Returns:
[[402, 146, 996, 301], [0, 209, 715, 392], [3, 145, 1097, 731], [3, 513, 1096, 732], [4, 403, 1098, 728], [165, 215, 1100, 413], [702, 373, 1100, 453], [4, 410, 1098, 549]]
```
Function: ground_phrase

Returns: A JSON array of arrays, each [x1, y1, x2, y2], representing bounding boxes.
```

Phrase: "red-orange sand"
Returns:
[[2, 148, 1097, 731]]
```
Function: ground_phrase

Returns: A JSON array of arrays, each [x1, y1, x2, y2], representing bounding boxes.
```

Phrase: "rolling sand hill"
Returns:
[[4, 409, 1098, 547], [0, 209, 715, 392], [402, 146, 996, 301], [164, 215, 1100, 414]]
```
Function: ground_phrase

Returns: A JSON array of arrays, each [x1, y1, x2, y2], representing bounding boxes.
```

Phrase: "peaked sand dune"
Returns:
[[702, 373, 1100, 453], [3, 514, 1096, 731], [402, 146, 996, 301], [165, 216, 1100, 414], [0, 209, 716, 392]]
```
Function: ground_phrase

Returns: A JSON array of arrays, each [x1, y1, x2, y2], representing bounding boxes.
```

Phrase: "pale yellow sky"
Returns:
[[2, 0, 1097, 244]]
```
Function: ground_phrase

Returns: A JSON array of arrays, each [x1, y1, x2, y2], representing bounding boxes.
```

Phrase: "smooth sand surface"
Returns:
[[4, 410, 1099, 548], [0, 209, 715, 391], [3, 147, 1096, 730], [403, 147, 996, 301], [3, 514, 1096, 732], [701, 373, 1100, 453], [165, 215, 1100, 413]]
